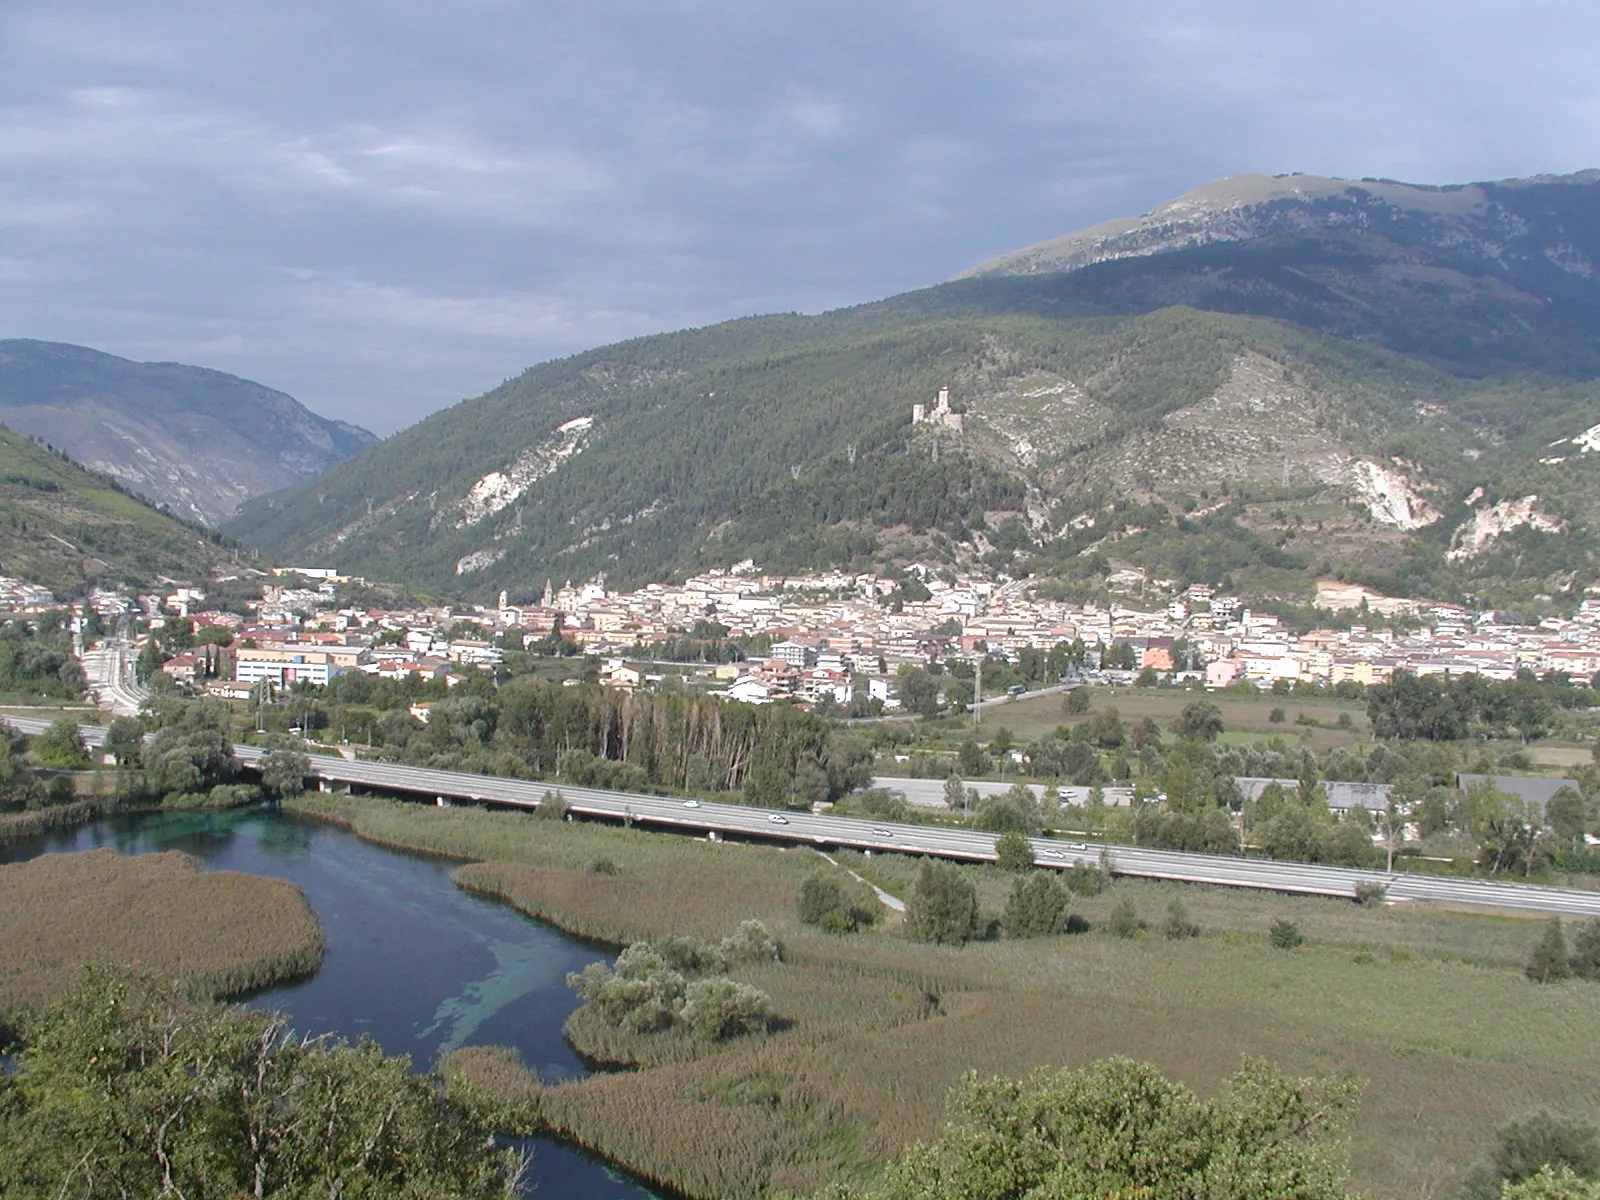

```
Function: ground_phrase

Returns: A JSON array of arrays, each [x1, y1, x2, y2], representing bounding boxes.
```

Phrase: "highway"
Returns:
[[8, 715, 1600, 918]]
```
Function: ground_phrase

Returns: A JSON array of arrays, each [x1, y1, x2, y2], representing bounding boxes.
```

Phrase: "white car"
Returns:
[[682, 800, 701, 808], [872, 828, 893, 838], [768, 813, 789, 824], [1041, 848, 1067, 860]]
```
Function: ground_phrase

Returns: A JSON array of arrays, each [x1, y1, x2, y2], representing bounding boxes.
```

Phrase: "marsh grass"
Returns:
[[296, 793, 1600, 1200], [0, 848, 324, 1015]]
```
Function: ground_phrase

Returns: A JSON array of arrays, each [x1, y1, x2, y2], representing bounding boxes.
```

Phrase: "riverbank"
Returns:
[[289, 792, 1600, 1200], [0, 848, 324, 1015]]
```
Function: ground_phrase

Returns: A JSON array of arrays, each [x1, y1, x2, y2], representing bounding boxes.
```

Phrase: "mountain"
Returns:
[[0, 341, 377, 526], [0, 424, 233, 591], [226, 170, 1600, 609], [940, 169, 1600, 378]]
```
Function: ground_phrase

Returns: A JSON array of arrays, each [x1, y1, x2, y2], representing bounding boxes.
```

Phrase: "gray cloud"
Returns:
[[2, 0, 1598, 432]]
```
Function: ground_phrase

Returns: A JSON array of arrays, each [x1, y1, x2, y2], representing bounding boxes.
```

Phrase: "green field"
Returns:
[[294, 793, 1600, 1200], [978, 684, 1372, 752]]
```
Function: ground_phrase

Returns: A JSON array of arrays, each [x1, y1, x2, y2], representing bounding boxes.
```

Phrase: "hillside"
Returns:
[[0, 340, 376, 525], [0, 425, 232, 591], [225, 292, 1600, 608]]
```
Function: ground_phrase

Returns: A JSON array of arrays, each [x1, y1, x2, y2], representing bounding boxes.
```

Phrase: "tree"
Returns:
[[1061, 688, 1090, 716], [0, 969, 519, 1199], [1527, 918, 1572, 983], [1570, 921, 1600, 981], [994, 829, 1034, 872], [1174, 700, 1224, 742], [825, 1056, 1358, 1200], [1002, 871, 1069, 938], [260, 748, 311, 798], [905, 861, 982, 945], [104, 715, 145, 769], [140, 710, 235, 799], [31, 717, 89, 769], [1548, 787, 1595, 853], [942, 773, 968, 811]]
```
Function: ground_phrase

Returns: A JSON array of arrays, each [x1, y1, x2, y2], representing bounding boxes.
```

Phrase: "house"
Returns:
[[728, 676, 772, 704], [235, 648, 345, 687], [603, 663, 642, 692]]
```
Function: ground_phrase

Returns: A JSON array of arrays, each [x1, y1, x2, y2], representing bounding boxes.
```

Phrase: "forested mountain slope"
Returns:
[[226, 295, 1600, 607], [0, 340, 376, 525], [0, 425, 232, 590]]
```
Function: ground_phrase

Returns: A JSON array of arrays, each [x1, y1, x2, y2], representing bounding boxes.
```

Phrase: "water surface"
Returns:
[[2, 808, 661, 1198]]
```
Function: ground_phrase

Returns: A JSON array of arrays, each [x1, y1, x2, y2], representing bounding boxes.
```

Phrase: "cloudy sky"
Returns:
[[3, 0, 1598, 434]]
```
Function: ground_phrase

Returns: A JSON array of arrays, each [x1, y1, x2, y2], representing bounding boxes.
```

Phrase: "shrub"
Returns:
[[1270, 919, 1304, 950], [681, 977, 773, 1041], [588, 857, 619, 875], [1162, 898, 1199, 939], [1527, 918, 1572, 984], [535, 789, 569, 820], [1353, 881, 1388, 907], [1108, 897, 1141, 938], [798, 871, 878, 934]]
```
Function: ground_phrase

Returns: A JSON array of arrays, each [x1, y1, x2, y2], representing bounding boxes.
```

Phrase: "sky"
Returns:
[[4, 0, 1599, 435]]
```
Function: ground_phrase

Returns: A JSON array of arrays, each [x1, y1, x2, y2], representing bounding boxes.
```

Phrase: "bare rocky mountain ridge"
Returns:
[[958, 169, 1600, 280], [0, 340, 376, 526]]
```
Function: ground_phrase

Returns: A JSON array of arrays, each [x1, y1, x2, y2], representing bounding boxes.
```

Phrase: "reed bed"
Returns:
[[0, 848, 324, 1014], [290, 792, 1600, 1200]]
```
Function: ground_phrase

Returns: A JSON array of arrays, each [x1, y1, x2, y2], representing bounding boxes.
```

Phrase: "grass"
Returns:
[[982, 685, 1370, 752], [0, 848, 324, 1016], [293, 793, 1600, 1200]]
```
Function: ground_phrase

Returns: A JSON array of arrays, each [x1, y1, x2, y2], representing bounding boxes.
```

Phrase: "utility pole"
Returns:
[[973, 654, 982, 732]]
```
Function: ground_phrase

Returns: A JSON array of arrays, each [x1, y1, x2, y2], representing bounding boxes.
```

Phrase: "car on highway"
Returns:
[[1041, 848, 1066, 860], [767, 813, 789, 824], [872, 827, 893, 838], [682, 800, 701, 808]]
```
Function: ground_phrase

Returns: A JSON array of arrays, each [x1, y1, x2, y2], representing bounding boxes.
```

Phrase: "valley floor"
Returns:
[[293, 793, 1600, 1200]]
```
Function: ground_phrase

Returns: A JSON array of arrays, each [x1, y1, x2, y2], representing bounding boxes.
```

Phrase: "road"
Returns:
[[78, 641, 147, 717], [9, 715, 1600, 918]]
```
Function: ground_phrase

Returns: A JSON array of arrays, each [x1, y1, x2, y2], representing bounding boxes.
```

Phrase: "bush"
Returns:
[[1162, 898, 1199, 939], [1063, 863, 1108, 897], [1353, 881, 1388, 907], [535, 789, 568, 820], [1270, 919, 1304, 950], [1108, 896, 1141, 938], [566, 927, 778, 1041], [588, 857, 619, 876], [681, 977, 773, 1041], [798, 870, 878, 933], [994, 829, 1035, 872]]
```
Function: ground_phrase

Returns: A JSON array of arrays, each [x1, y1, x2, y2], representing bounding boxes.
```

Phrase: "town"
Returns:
[[8, 564, 1596, 710]]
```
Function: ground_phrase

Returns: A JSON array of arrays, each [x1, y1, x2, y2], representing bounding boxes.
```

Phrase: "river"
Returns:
[[0, 807, 663, 1198]]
